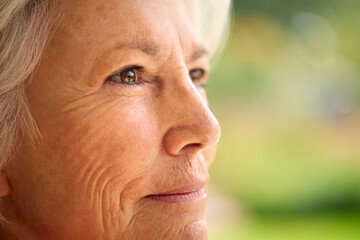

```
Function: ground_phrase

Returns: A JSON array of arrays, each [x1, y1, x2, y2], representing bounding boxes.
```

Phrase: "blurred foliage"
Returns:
[[210, 211, 360, 240], [207, 0, 360, 239]]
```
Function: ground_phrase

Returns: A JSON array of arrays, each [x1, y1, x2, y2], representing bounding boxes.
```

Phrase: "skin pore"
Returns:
[[0, 0, 220, 239]]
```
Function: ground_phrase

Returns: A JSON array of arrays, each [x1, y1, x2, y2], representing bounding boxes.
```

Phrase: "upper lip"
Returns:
[[149, 174, 209, 196]]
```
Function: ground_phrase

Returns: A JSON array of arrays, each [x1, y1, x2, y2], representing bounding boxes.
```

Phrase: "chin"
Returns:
[[182, 220, 208, 240], [118, 196, 208, 239]]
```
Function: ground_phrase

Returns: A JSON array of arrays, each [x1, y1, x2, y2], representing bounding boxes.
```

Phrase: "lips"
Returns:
[[145, 176, 209, 203], [146, 189, 207, 203]]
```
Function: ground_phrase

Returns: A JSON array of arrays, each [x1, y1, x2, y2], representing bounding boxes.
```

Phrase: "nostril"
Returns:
[[175, 143, 209, 157], [180, 143, 203, 154]]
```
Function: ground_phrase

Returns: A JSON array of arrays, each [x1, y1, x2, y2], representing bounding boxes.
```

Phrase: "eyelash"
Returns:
[[106, 65, 145, 87], [106, 65, 207, 88]]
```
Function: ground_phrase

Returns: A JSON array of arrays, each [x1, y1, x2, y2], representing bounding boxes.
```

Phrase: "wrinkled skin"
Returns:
[[0, 0, 220, 239]]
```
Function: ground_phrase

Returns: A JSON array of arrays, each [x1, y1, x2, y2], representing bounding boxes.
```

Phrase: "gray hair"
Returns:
[[0, 0, 58, 171], [185, 0, 232, 57], [0, 0, 60, 226]]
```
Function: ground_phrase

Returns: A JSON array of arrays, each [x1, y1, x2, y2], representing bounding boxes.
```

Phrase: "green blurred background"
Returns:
[[206, 0, 360, 239]]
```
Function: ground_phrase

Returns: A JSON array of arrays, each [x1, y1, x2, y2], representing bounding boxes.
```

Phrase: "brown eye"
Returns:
[[108, 70, 136, 84], [121, 70, 136, 83], [189, 68, 205, 82], [106, 66, 144, 85]]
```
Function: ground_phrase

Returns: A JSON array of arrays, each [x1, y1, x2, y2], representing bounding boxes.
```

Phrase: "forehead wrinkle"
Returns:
[[114, 41, 162, 58]]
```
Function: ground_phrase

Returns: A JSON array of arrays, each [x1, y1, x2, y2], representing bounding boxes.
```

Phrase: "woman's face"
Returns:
[[6, 0, 220, 239]]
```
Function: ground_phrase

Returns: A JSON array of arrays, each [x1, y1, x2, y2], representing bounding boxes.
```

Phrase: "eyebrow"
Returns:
[[114, 41, 208, 62], [190, 44, 208, 62]]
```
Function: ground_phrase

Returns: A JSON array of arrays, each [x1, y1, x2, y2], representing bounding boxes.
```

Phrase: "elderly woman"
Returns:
[[0, 0, 230, 239]]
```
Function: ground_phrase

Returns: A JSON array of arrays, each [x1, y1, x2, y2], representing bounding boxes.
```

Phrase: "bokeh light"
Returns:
[[206, 1, 360, 239]]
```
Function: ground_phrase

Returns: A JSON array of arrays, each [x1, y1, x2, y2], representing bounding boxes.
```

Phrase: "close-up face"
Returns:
[[2, 0, 220, 239]]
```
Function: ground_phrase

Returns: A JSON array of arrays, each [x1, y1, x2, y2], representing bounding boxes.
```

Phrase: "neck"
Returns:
[[0, 220, 19, 240], [0, 198, 39, 240]]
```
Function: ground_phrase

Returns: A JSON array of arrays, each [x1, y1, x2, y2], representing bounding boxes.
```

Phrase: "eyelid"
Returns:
[[105, 65, 145, 87], [109, 65, 144, 77]]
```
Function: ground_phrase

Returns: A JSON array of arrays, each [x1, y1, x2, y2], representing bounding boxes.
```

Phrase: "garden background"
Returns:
[[206, 0, 360, 239]]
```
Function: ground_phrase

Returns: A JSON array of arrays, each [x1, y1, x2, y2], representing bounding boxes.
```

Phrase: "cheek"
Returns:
[[53, 98, 160, 199], [11, 96, 160, 238]]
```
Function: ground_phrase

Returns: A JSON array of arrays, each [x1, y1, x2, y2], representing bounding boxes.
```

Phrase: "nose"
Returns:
[[161, 75, 221, 156]]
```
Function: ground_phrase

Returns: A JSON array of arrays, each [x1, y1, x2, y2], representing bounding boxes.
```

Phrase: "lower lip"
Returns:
[[146, 189, 207, 203]]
